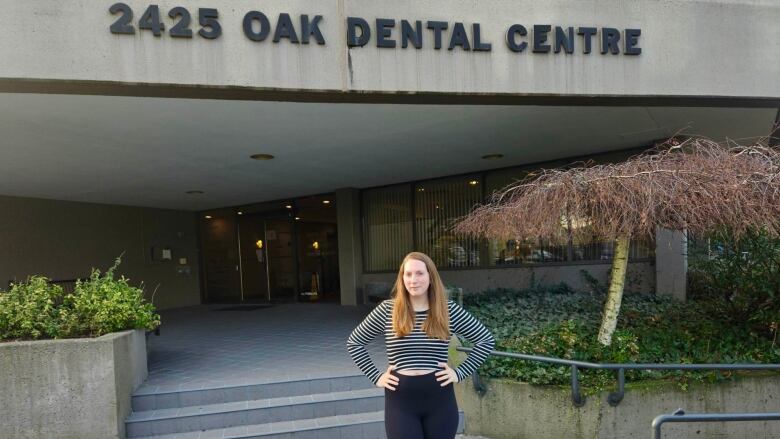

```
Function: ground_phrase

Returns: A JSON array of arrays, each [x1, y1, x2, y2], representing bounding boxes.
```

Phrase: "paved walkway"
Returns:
[[143, 303, 387, 392]]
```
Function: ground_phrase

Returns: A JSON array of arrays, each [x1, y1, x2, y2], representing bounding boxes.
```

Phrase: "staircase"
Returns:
[[126, 372, 465, 438]]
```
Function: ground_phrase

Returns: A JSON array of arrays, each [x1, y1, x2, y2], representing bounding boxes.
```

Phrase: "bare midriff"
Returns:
[[396, 369, 436, 376]]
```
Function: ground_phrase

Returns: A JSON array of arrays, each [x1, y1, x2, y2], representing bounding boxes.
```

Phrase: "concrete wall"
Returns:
[[0, 195, 200, 310], [363, 261, 655, 298], [656, 227, 688, 300], [0, 330, 147, 439], [0, 0, 777, 100], [454, 372, 780, 438]]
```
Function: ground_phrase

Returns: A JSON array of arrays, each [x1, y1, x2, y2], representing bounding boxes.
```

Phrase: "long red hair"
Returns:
[[390, 252, 450, 340]]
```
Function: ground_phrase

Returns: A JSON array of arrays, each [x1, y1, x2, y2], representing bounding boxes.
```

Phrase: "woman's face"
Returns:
[[403, 258, 430, 298]]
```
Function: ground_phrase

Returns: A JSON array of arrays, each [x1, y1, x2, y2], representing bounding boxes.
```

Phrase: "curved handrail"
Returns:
[[456, 346, 780, 407], [652, 409, 780, 439]]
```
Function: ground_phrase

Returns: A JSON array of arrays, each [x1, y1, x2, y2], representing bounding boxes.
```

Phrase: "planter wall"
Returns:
[[0, 329, 147, 439], [454, 372, 780, 438]]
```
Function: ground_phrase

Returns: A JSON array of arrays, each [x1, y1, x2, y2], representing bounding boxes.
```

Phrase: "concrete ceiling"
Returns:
[[0, 92, 775, 211]]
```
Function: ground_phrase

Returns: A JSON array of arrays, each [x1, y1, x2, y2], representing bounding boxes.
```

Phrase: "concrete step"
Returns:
[[132, 409, 465, 439], [126, 388, 385, 437], [132, 373, 375, 411], [128, 373, 465, 438]]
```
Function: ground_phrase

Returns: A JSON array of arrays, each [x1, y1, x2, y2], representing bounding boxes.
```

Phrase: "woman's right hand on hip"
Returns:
[[376, 365, 399, 391]]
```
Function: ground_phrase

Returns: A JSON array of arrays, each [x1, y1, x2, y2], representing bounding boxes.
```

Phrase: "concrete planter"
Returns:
[[0, 329, 148, 439], [454, 372, 780, 438]]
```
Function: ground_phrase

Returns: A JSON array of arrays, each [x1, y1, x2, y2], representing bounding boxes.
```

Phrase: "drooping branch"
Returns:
[[454, 137, 780, 244]]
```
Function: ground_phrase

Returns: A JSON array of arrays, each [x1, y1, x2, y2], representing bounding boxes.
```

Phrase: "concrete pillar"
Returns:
[[655, 226, 687, 300], [336, 188, 363, 306]]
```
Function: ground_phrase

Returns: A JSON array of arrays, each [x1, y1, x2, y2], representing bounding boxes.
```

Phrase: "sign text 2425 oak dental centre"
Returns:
[[109, 3, 642, 55]]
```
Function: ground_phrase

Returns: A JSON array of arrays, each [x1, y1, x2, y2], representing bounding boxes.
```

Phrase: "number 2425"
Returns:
[[109, 3, 221, 39]]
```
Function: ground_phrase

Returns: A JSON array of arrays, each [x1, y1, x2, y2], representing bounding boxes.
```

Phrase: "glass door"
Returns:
[[265, 219, 297, 302], [200, 214, 241, 302], [237, 215, 269, 302], [202, 193, 339, 304], [297, 221, 339, 302], [295, 195, 339, 302]]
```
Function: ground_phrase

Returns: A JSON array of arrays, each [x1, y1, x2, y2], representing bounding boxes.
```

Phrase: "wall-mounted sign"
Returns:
[[109, 3, 642, 55]]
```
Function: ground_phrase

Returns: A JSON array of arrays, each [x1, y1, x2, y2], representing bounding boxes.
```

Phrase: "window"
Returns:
[[484, 163, 654, 265], [362, 184, 413, 272], [414, 176, 482, 268], [486, 166, 568, 265], [361, 150, 656, 272]]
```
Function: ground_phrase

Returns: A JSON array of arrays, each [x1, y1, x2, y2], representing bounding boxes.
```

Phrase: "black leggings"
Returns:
[[384, 369, 459, 439]]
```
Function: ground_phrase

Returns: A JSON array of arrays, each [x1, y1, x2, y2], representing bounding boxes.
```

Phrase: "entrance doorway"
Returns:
[[200, 195, 339, 303]]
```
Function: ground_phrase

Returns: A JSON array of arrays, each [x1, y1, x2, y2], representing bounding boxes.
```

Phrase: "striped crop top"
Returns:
[[347, 299, 495, 385]]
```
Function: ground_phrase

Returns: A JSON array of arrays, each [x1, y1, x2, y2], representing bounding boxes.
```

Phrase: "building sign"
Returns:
[[109, 3, 642, 55]]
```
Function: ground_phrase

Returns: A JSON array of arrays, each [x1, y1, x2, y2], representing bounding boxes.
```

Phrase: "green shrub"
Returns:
[[461, 283, 780, 393], [463, 284, 602, 340], [688, 227, 780, 335], [0, 276, 64, 340], [0, 257, 160, 341], [59, 258, 160, 338], [482, 320, 639, 391]]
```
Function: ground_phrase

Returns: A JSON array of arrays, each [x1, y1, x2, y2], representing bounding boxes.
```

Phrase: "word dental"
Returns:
[[346, 18, 641, 55]]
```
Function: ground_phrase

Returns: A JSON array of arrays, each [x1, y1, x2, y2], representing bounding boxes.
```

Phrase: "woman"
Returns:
[[347, 252, 495, 439]]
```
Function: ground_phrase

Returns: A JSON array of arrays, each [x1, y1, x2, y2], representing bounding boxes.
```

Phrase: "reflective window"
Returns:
[[414, 176, 482, 268], [361, 153, 655, 272], [362, 184, 413, 272]]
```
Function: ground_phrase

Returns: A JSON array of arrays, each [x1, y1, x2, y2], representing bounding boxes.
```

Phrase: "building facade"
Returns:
[[0, 0, 778, 308]]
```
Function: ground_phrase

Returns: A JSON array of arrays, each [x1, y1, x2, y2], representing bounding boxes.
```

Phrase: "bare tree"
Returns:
[[454, 137, 780, 345]]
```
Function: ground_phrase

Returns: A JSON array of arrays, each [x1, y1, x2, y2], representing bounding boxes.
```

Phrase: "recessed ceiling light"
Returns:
[[295, 217, 301, 220], [186, 190, 204, 194], [237, 211, 243, 215], [482, 154, 504, 160], [417, 187, 425, 192], [468, 180, 479, 186], [322, 200, 331, 204], [204, 215, 213, 219], [250, 153, 275, 161]]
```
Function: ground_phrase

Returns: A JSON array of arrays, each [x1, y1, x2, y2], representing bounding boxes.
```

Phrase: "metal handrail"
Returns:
[[455, 346, 780, 407], [652, 409, 780, 439]]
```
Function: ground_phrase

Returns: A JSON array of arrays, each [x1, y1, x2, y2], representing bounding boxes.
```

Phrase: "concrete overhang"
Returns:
[[0, 93, 776, 211]]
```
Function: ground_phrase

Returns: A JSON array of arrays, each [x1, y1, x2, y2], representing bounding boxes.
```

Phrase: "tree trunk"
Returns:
[[597, 236, 631, 346]]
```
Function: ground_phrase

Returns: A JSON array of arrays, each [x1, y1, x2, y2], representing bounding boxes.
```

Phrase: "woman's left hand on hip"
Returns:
[[435, 363, 459, 387]]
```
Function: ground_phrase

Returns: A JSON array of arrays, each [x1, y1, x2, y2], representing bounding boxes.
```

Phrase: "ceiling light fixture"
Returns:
[[204, 215, 213, 219], [322, 200, 331, 204], [237, 211, 243, 215], [250, 153, 275, 161], [468, 180, 479, 186], [295, 217, 301, 220], [482, 154, 504, 160], [285, 204, 293, 209]]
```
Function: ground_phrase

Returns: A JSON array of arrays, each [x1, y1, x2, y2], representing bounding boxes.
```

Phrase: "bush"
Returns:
[[0, 276, 64, 340], [0, 257, 160, 341], [483, 320, 639, 391], [59, 258, 160, 338], [461, 283, 780, 394], [688, 227, 780, 336]]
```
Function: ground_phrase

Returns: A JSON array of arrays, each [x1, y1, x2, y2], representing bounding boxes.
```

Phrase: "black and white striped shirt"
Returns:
[[347, 299, 495, 384]]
